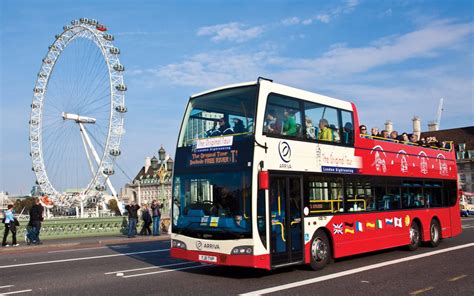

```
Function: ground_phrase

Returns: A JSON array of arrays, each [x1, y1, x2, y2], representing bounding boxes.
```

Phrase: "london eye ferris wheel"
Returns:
[[29, 18, 127, 207]]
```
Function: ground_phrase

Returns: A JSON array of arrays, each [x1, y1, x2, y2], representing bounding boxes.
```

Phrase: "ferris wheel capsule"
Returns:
[[71, 19, 80, 25], [29, 119, 39, 125], [115, 84, 127, 91], [90, 19, 98, 26], [96, 24, 107, 32], [38, 72, 47, 78], [42, 58, 52, 64], [115, 105, 127, 113], [109, 47, 120, 54], [79, 18, 88, 24], [55, 34, 61, 40], [63, 25, 71, 31], [113, 64, 124, 71], [103, 33, 114, 41], [33, 88, 44, 93], [49, 45, 58, 51], [31, 102, 40, 109], [95, 184, 106, 191], [103, 168, 115, 175], [109, 149, 121, 156]]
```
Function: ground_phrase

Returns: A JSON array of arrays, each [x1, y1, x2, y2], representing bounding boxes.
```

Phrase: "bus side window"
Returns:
[[341, 110, 354, 145]]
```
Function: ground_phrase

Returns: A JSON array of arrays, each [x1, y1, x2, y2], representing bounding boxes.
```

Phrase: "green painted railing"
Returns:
[[0, 217, 170, 240]]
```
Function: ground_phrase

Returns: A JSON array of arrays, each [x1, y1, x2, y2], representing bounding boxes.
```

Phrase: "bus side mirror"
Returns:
[[259, 170, 269, 190]]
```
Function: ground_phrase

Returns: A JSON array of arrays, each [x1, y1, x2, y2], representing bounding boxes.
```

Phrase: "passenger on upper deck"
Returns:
[[359, 125, 368, 136], [409, 134, 418, 145], [400, 132, 409, 143], [318, 118, 333, 141], [282, 109, 297, 136], [390, 131, 399, 141], [371, 127, 380, 137], [264, 110, 282, 134], [381, 130, 390, 139], [343, 122, 354, 144]]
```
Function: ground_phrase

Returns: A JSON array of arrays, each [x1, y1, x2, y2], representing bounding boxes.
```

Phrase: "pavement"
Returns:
[[0, 233, 170, 253]]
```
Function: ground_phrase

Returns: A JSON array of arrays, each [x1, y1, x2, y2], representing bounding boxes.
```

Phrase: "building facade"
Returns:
[[120, 146, 174, 217], [421, 126, 474, 193]]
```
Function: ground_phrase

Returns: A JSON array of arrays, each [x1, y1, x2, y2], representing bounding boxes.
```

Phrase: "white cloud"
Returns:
[[282, 17, 300, 26], [197, 22, 264, 43]]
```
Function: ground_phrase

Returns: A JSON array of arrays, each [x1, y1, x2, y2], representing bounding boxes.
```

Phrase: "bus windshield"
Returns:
[[172, 170, 252, 239], [178, 85, 257, 147]]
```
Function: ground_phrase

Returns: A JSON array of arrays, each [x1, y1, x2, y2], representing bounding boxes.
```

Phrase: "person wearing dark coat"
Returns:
[[139, 204, 152, 235], [125, 201, 140, 238], [28, 198, 44, 244]]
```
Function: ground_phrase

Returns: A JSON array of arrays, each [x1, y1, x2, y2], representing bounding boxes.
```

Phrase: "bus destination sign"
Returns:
[[189, 150, 238, 166]]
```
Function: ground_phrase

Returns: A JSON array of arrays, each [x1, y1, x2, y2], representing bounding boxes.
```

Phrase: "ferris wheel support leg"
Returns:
[[79, 126, 96, 178], [79, 123, 118, 196]]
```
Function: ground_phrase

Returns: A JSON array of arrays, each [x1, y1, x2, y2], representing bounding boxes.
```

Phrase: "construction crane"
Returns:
[[436, 98, 444, 130]]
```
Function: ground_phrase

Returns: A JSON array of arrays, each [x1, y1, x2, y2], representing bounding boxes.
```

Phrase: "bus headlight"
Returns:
[[172, 240, 187, 250], [231, 246, 253, 255]]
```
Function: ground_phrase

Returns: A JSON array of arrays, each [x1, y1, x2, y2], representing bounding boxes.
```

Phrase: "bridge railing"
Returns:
[[0, 217, 170, 240]]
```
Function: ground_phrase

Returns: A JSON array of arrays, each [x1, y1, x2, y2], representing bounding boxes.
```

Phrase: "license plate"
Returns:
[[199, 255, 217, 263]]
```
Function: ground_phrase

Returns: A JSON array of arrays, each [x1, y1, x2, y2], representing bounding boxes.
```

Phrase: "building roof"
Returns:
[[421, 126, 474, 151]]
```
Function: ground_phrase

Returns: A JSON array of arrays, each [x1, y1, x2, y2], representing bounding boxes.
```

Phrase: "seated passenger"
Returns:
[[371, 127, 380, 137], [343, 122, 354, 144], [400, 132, 409, 143], [264, 110, 282, 134], [359, 125, 369, 137], [305, 116, 316, 139], [218, 117, 232, 135], [381, 130, 390, 139], [390, 131, 399, 142], [282, 109, 297, 136], [232, 118, 246, 133], [318, 118, 333, 141], [409, 133, 418, 144]]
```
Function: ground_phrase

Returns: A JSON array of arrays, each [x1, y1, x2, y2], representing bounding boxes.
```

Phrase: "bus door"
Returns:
[[269, 176, 303, 266]]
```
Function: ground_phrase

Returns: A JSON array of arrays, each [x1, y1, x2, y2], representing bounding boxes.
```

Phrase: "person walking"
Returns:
[[151, 200, 162, 236], [28, 198, 44, 245], [139, 204, 152, 235], [2, 205, 18, 247], [125, 201, 140, 238]]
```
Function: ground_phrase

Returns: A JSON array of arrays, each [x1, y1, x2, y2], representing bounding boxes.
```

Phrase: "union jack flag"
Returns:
[[333, 223, 343, 235]]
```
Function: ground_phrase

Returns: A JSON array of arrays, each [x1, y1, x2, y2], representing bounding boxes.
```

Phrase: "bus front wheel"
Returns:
[[310, 230, 331, 271], [428, 219, 441, 248], [408, 222, 421, 251]]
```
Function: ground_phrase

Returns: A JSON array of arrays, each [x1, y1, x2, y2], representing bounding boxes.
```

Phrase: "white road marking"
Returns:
[[105, 262, 192, 275], [48, 246, 128, 253], [1, 290, 33, 295], [241, 243, 474, 295], [461, 225, 474, 229], [0, 286, 14, 289], [0, 249, 170, 269], [121, 264, 206, 278]]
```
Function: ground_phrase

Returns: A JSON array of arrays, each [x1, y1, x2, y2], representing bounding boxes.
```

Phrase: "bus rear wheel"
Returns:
[[408, 222, 421, 251], [310, 230, 331, 271], [428, 219, 441, 248]]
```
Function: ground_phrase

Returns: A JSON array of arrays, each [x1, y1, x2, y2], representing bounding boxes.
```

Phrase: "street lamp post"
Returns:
[[158, 146, 167, 216]]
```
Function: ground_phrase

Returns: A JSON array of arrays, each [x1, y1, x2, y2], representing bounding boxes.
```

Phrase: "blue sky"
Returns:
[[1, 0, 473, 195]]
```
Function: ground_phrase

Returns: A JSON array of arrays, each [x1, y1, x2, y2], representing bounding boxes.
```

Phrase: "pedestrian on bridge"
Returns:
[[125, 201, 140, 238], [139, 204, 152, 236], [151, 200, 162, 236], [2, 204, 18, 247], [27, 198, 44, 245]]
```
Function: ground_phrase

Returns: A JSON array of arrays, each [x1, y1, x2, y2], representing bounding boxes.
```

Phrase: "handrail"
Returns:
[[359, 135, 453, 151], [309, 199, 342, 213]]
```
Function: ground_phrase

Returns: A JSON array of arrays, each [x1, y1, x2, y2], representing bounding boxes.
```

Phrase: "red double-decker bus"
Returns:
[[170, 78, 461, 270]]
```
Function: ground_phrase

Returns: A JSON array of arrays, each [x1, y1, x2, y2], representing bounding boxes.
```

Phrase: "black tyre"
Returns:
[[310, 230, 331, 271], [408, 222, 421, 251], [428, 219, 441, 248]]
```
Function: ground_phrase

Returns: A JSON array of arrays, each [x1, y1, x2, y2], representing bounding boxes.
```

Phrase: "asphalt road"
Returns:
[[1, 218, 473, 296]]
